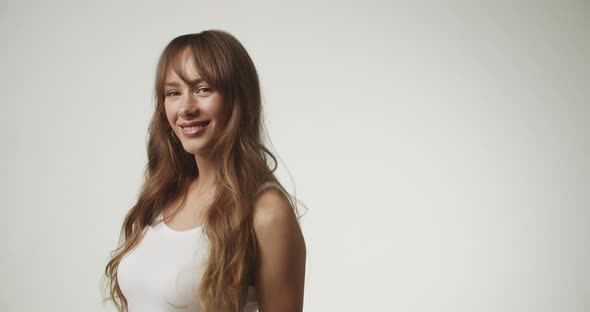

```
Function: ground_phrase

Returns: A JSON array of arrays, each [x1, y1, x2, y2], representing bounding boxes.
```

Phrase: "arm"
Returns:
[[252, 188, 307, 312]]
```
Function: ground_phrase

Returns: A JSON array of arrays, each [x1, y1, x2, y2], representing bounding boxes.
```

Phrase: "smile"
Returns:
[[180, 121, 210, 137]]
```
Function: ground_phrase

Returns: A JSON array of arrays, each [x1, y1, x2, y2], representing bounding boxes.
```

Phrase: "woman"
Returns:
[[102, 30, 306, 312]]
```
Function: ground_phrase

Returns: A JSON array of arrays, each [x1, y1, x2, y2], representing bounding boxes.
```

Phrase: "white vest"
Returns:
[[117, 182, 284, 311]]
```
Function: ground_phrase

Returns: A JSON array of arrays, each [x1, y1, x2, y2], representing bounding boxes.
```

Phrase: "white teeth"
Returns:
[[183, 125, 202, 131], [181, 121, 210, 131]]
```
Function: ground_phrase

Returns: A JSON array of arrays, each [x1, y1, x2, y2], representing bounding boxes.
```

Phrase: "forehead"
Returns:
[[164, 48, 202, 83]]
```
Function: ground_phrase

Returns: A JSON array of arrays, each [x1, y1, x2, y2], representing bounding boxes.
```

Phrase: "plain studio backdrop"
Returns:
[[0, 1, 588, 311]]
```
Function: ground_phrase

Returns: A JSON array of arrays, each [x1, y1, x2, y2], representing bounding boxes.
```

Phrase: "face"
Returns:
[[163, 49, 228, 156]]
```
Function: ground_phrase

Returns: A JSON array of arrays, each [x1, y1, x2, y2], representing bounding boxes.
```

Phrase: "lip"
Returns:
[[180, 121, 210, 137], [179, 120, 211, 127]]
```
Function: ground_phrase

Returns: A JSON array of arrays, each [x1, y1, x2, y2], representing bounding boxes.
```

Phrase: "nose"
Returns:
[[179, 93, 199, 117]]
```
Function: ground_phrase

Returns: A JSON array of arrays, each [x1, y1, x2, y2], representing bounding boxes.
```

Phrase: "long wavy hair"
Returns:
[[102, 29, 303, 312]]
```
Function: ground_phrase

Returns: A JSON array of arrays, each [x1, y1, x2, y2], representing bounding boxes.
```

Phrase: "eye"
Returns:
[[196, 87, 212, 95], [165, 90, 179, 97]]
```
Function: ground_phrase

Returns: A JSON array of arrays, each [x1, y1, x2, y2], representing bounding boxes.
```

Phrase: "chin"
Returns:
[[181, 141, 210, 155]]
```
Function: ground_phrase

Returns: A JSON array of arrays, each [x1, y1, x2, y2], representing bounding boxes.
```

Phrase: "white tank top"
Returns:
[[117, 182, 285, 312]]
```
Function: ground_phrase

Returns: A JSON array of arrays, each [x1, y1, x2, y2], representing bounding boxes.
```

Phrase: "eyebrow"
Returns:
[[164, 78, 205, 87]]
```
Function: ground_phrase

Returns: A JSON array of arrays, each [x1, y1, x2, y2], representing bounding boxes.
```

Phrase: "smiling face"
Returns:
[[164, 49, 228, 156]]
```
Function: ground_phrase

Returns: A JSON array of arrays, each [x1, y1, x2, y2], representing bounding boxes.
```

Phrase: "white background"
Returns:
[[1, 1, 588, 311]]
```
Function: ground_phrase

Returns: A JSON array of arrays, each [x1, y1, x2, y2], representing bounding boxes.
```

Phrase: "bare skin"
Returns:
[[163, 180, 307, 312], [253, 188, 307, 311], [162, 48, 306, 310], [162, 48, 224, 230], [162, 177, 214, 231]]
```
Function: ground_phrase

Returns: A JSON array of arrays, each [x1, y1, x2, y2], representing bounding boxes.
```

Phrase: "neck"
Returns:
[[193, 153, 217, 193]]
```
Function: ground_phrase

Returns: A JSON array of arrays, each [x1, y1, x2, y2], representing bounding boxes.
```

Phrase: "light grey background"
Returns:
[[0, 1, 588, 311]]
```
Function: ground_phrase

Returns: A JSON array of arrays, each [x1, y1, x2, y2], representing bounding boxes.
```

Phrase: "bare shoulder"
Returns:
[[252, 186, 306, 311], [252, 187, 297, 229]]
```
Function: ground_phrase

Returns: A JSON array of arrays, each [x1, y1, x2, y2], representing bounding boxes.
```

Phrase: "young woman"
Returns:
[[103, 30, 306, 312]]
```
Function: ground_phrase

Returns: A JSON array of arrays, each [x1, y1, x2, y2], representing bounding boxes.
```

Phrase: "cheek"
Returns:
[[163, 103, 176, 127], [210, 96, 229, 125]]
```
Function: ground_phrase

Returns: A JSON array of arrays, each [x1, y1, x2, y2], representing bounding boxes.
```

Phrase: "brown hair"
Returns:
[[102, 29, 303, 312]]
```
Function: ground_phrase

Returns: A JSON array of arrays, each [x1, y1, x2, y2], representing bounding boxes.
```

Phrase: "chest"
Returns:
[[117, 224, 209, 311], [163, 193, 211, 232]]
